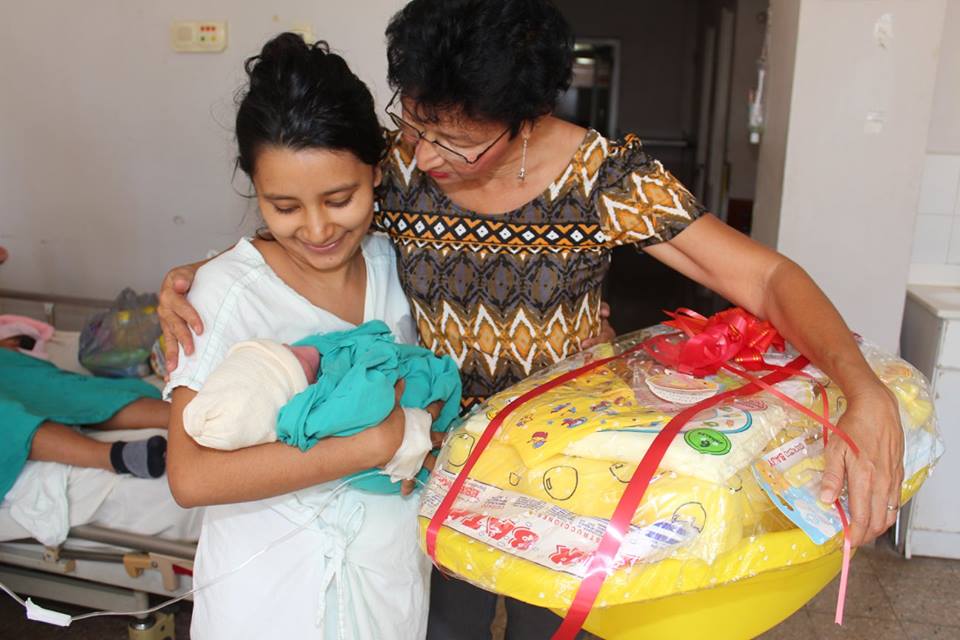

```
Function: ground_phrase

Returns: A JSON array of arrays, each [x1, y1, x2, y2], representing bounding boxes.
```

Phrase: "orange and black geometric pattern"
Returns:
[[375, 129, 705, 411], [376, 211, 607, 253]]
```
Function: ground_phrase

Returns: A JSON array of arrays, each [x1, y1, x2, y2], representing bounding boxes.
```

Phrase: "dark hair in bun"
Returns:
[[235, 33, 385, 177]]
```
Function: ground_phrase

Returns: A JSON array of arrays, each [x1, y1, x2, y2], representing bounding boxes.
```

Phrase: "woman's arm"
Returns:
[[167, 386, 408, 508], [645, 214, 904, 546]]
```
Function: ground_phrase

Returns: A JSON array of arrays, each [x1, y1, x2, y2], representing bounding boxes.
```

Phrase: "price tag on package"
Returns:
[[750, 435, 848, 544]]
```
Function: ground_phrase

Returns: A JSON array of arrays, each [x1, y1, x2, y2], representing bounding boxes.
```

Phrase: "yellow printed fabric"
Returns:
[[466, 367, 651, 467]]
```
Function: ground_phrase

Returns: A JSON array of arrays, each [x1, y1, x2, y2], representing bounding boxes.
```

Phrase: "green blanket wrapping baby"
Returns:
[[182, 320, 462, 493]]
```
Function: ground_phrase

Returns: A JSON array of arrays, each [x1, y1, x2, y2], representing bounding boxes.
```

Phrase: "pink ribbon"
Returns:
[[834, 503, 852, 625], [720, 362, 853, 627]]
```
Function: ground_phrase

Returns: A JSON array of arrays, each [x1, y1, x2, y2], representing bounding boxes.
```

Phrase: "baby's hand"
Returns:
[[399, 401, 446, 496]]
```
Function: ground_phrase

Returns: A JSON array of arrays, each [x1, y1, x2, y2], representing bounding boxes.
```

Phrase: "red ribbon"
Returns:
[[646, 307, 785, 377], [425, 308, 859, 638], [644, 308, 855, 625]]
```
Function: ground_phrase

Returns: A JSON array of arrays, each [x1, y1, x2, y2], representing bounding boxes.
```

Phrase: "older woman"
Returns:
[[160, 1, 904, 637]]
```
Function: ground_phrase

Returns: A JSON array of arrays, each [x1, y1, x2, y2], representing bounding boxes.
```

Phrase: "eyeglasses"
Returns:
[[385, 90, 509, 165]]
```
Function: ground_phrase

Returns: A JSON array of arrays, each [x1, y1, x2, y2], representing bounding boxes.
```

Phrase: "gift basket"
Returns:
[[419, 309, 943, 640]]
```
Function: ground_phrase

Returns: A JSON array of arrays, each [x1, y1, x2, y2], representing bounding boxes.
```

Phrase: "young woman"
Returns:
[[164, 34, 437, 639]]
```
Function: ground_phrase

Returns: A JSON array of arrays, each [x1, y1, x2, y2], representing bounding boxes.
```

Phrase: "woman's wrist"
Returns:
[[841, 375, 891, 405], [355, 420, 400, 468]]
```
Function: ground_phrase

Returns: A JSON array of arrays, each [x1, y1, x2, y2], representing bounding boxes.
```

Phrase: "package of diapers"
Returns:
[[418, 309, 944, 635]]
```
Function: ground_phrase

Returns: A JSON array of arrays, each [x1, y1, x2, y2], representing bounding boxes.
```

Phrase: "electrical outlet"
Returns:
[[171, 21, 227, 53]]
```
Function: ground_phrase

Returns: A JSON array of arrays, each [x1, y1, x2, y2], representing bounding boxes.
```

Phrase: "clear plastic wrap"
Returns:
[[419, 321, 943, 639]]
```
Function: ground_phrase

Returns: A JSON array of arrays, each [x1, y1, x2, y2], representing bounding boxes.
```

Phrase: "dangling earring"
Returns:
[[518, 132, 529, 182]]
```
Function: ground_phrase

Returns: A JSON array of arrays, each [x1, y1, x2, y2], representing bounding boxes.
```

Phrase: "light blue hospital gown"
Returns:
[[165, 234, 430, 640]]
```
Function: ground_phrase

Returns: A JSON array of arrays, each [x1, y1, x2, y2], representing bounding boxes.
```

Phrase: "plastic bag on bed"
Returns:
[[79, 289, 161, 378]]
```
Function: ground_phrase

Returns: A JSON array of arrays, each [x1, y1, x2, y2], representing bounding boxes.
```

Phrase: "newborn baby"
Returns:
[[182, 322, 462, 487], [183, 339, 323, 450]]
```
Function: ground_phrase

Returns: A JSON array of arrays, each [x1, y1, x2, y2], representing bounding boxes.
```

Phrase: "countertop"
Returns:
[[907, 284, 960, 319]]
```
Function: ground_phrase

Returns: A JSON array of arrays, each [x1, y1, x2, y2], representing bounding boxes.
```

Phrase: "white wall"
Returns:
[[908, 0, 960, 282], [0, 0, 405, 300], [751, 0, 801, 250], [753, 0, 946, 351], [911, 154, 960, 268], [725, 0, 769, 202], [927, 0, 960, 156]]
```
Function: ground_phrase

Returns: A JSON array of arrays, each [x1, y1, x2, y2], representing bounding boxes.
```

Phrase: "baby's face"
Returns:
[[0, 336, 25, 351], [288, 344, 321, 383]]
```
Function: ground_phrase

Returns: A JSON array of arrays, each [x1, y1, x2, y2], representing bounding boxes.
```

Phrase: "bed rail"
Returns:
[[0, 288, 113, 331], [69, 526, 196, 560]]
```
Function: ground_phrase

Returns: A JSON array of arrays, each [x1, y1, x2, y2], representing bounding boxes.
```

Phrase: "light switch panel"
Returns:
[[171, 21, 227, 53]]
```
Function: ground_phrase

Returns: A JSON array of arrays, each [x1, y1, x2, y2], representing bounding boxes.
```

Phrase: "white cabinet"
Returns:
[[900, 288, 960, 559]]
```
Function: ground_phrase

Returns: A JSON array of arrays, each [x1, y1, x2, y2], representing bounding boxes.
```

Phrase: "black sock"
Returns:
[[109, 436, 166, 478]]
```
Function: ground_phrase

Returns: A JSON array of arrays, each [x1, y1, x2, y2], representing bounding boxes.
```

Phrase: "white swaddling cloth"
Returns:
[[183, 339, 434, 482], [183, 339, 309, 450]]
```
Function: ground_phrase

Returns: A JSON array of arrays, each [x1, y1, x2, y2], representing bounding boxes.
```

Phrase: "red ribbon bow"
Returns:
[[644, 307, 785, 376]]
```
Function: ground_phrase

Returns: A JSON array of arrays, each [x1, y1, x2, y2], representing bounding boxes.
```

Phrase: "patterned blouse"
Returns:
[[374, 129, 705, 410]]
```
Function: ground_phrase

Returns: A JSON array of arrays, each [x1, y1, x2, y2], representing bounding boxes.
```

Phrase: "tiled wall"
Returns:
[[911, 154, 960, 264]]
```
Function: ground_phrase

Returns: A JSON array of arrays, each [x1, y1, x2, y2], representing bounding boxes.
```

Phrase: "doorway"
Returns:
[[553, 0, 770, 331]]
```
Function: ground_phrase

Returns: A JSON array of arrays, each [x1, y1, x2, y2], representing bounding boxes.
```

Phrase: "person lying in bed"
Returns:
[[0, 312, 169, 503]]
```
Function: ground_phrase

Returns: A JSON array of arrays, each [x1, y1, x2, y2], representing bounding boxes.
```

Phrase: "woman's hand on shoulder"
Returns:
[[158, 262, 204, 374]]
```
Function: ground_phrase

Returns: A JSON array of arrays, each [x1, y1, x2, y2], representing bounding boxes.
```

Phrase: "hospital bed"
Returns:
[[0, 289, 202, 638]]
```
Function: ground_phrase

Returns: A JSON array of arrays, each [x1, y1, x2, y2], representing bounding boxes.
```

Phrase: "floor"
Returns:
[[757, 537, 960, 640], [0, 538, 957, 639]]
